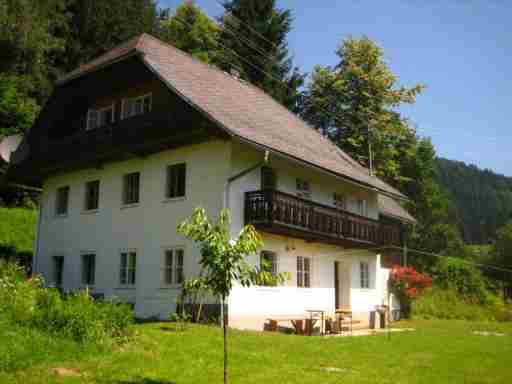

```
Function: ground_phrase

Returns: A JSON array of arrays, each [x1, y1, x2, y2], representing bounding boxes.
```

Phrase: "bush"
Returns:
[[0, 261, 134, 344], [432, 258, 489, 303], [389, 266, 432, 317]]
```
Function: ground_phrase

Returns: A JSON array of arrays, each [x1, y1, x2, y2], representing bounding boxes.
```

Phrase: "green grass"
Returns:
[[0, 207, 37, 252], [1, 320, 512, 383]]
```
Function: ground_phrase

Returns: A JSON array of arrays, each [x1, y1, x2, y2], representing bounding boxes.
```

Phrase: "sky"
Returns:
[[158, 0, 511, 176]]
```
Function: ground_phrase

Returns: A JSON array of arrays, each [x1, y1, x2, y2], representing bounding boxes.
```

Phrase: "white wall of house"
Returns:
[[35, 140, 231, 318]]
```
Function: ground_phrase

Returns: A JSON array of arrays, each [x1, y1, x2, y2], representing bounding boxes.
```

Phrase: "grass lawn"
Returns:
[[1, 320, 511, 384], [0, 207, 37, 252]]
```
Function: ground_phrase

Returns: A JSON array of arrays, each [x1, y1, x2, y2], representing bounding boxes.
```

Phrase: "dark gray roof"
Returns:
[[379, 195, 416, 223]]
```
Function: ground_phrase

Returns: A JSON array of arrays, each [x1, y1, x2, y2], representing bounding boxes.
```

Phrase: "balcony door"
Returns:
[[334, 260, 351, 310]]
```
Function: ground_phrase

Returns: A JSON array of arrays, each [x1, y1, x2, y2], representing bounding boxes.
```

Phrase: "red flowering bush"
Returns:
[[389, 265, 432, 317]]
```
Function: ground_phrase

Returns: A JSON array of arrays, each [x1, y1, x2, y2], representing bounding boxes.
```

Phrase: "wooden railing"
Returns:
[[245, 189, 401, 246]]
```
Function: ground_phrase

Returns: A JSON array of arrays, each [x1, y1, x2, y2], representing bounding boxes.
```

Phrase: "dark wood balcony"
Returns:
[[245, 189, 402, 247]]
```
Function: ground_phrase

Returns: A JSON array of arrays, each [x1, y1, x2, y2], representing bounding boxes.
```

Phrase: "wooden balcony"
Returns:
[[245, 189, 402, 247]]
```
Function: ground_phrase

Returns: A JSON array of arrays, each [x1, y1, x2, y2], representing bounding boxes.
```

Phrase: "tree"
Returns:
[[492, 221, 512, 268], [300, 37, 423, 183], [158, 1, 220, 64], [62, 0, 160, 71], [217, 0, 305, 110], [0, 75, 39, 136], [177, 207, 286, 384]]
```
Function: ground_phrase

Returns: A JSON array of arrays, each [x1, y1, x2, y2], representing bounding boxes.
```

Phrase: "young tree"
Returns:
[[217, 0, 305, 111], [158, 0, 220, 64], [178, 207, 286, 384], [0, 75, 39, 136]]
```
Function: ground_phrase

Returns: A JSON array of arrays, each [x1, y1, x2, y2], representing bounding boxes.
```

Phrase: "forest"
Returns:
[[1, 0, 511, 269]]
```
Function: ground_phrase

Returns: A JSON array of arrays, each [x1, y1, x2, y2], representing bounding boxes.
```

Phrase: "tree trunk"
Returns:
[[223, 296, 228, 384]]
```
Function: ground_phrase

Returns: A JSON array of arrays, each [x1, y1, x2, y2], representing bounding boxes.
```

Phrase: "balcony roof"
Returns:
[[378, 195, 416, 224]]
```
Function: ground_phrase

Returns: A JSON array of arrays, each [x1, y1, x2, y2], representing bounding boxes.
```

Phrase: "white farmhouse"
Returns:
[[7, 34, 415, 331]]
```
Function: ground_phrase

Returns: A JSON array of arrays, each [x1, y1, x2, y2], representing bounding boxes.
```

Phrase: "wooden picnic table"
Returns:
[[266, 316, 318, 335]]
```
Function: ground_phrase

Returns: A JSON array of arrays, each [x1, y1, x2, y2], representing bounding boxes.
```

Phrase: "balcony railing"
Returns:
[[245, 189, 401, 246]]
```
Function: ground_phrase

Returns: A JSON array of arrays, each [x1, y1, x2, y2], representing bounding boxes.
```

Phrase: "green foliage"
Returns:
[[0, 261, 134, 344], [217, 0, 305, 110], [431, 258, 489, 303], [411, 287, 508, 321], [158, 1, 220, 64], [492, 221, 512, 268], [436, 158, 512, 244], [0, 75, 39, 136], [0, 207, 37, 253]]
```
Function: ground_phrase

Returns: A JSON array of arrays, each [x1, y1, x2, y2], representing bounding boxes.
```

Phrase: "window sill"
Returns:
[[160, 285, 182, 290], [162, 196, 186, 204], [54, 213, 68, 219], [115, 286, 136, 290], [121, 203, 140, 210], [81, 209, 99, 215]]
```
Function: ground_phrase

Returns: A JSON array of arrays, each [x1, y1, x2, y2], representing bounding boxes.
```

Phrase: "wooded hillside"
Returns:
[[436, 158, 512, 244]]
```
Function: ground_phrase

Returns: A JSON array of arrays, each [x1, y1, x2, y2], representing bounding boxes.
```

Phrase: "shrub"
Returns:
[[389, 265, 432, 317], [0, 261, 134, 344], [432, 258, 488, 303]]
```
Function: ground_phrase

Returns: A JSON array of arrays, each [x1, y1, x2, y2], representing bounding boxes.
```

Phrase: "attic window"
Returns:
[[86, 105, 114, 130], [122, 94, 152, 119]]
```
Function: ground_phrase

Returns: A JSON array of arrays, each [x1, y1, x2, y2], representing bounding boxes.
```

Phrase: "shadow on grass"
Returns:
[[115, 378, 176, 384]]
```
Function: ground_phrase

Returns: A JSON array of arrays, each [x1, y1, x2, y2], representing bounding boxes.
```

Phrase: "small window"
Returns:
[[166, 163, 186, 199], [333, 192, 346, 210], [356, 199, 368, 216], [260, 251, 278, 284], [360, 262, 370, 289], [84, 180, 100, 211], [123, 172, 140, 205], [120, 251, 137, 286], [52, 256, 64, 287], [162, 248, 184, 285], [122, 94, 152, 119], [261, 166, 276, 190], [296, 178, 311, 199], [297, 256, 311, 288], [82, 253, 96, 286], [87, 105, 114, 130], [55, 186, 70, 216]]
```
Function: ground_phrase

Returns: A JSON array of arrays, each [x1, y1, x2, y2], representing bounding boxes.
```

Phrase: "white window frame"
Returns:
[[161, 247, 185, 287], [333, 192, 346, 210], [122, 172, 141, 206], [81, 252, 96, 287], [119, 250, 137, 288], [360, 261, 370, 289], [55, 186, 70, 217], [84, 180, 100, 212], [296, 178, 311, 199], [356, 199, 368, 217], [165, 162, 187, 200], [121, 93, 152, 120], [297, 256, 312, 288], [86, 104, 115, 130], [260, 250, 278, 276]]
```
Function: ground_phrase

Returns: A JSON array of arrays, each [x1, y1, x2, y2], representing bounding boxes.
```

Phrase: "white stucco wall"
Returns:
[[35, 140, 231, 318]]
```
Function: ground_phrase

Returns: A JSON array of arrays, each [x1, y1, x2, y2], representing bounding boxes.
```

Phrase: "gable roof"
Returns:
[[57, 33, 406, 200], [379, 195, 416, 224]]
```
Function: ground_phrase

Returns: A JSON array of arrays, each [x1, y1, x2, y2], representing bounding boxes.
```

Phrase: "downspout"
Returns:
[[33, 200, 43, 276], [220, 149, 270, 326]]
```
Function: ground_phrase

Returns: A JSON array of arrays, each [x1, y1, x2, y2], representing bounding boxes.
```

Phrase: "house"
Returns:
[[7, 34, 415, 330], [0, 134, 22, 175]]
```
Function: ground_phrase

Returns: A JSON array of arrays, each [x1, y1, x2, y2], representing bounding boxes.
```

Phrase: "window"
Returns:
[[296, 178, 311, 199], [120, 251, 137, 286], [86, 105, 114, 130], [84, 180, 100, 211], [297, 256, 311, 288], [81, 253, 96, 286], [52, 256, 64, 287], [121, 94, 152, 119], [356, 199, 368, 216], [162, 248, 184, 285], [55, 186, 70, 216], [360, 262, 370, 289], [333, 192, 346, 210], [261, 166, 276, 190], [123, 172, 140, 205], [166, 163, 186, 199], [260, 251, 278, 276]]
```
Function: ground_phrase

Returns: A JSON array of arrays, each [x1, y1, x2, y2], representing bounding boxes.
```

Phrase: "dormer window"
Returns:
[[86, 104, 114, 130], [122, 94, 152, 119]]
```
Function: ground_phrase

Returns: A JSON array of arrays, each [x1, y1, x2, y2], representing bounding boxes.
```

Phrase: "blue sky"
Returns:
[[158, 1, 511, 176]]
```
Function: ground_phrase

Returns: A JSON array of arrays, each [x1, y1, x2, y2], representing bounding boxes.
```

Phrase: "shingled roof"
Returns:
[[58, 33, 406, 200], [379, 195, 416, 224]]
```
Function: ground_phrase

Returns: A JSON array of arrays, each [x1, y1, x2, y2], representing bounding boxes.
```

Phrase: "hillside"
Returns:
[[436, 158, 512, 244], [0, 208, 37, 253]]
